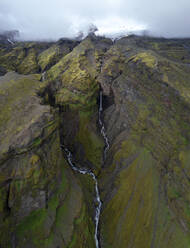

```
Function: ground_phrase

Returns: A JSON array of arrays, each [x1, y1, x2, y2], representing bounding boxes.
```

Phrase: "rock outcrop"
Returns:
[[0, 71, 95, 247], [98, 36, 190, 248]]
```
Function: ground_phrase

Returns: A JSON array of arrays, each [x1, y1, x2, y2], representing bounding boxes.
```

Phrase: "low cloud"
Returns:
[[0, 0, 190, 40]]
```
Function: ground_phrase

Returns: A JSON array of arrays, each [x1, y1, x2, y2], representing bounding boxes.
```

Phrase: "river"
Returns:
[[61, 90, 109, 248]]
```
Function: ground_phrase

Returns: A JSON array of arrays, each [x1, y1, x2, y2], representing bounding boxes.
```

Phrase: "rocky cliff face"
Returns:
[[98, 36, 190, 248], [0, 34, 190, 248]]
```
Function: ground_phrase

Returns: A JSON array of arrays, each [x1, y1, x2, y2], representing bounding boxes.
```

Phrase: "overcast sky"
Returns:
[[0, 0, 190, 40]]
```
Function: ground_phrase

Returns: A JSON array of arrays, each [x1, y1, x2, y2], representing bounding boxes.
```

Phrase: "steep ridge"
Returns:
[[0, 71, 96, 247], [0, 35, 190, 248], [47, 34, 112, 172], [0, 34, 113, 247], [98, 36, 190, 248], [0, 39, 79, 76]]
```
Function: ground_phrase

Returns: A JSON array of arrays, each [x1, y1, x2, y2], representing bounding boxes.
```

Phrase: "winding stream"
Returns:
[[41, 71, 46, 82], [62, 90, 109, 248], [99, 90, 110, 160], [64, 148, 102, 248]]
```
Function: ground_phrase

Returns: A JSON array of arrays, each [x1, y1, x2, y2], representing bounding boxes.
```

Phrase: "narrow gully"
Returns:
[[61, 90, 109, 248], [99, 90, 110, 161], [63, 148, 102, 248]]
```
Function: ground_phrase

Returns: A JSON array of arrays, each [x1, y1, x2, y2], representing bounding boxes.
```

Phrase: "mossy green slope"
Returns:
[[38, 39, 79, 72], [0, 72, 96, 247], [99, 36, 190, 248], [0, 71, 50, 156], [46, 35, 112, 172], [1, 35, 190, 248], [0, 42, 52, 74], [0, 40, 78, 75]]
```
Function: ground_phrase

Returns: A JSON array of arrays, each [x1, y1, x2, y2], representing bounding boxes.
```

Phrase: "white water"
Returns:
[[63, 148, 102, 248], [61, 90, 110, 248], [41, 71, 46, 82], [7, 39, 14, 45], [99, 91, 110, 160]]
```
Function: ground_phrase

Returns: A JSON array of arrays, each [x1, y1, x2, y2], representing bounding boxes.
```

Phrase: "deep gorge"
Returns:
[[60, 90, 109, 248]]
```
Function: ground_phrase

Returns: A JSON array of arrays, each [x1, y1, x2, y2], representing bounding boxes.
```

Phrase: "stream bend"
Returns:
[[61, 90, 109, 248], [62, 147, 102, 248]]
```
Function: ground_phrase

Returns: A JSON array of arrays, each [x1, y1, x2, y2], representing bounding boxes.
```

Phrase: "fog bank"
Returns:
[[0, 0, 190, 40]]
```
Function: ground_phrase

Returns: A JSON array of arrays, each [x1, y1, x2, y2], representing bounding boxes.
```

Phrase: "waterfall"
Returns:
[[41, 71, 46, 82], [7, 39, 14, 45], [62, 147, 102, 248], [61, 90, 109, 248], [99, 91, 110, 160]]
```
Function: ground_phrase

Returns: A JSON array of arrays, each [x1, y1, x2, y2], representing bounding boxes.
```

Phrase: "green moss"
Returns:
[[0, 187, 6, 212], [55, 80, 98, 111], [0, 72, 49, 155], [179, 149, 190, 171], [46, 35, 109, 111], [16, 207, 54, 248], [14, 157, 69, 247], [101, 143, 190, 248], [131, 52, 157, 68], [38, 43, 72, 71], [149, 41, 190, 63], [32, 137, 42, 147], [168, 186, 181, 200], [17, 48, 39, 74], [30, 154, 40, 165], [69, 234, 77, 248], [68, 204, 95, 248], [0, 46, 25, 72], [99, 37, 190, 248], [0, 218, 12, 248], [48, 162, 68, 211], [16, 208, 47, 236], [101, 148, 159, 248], [38, 44, 61, 71], [75, 111, 104, 170], [14, 180, 23, 192]]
